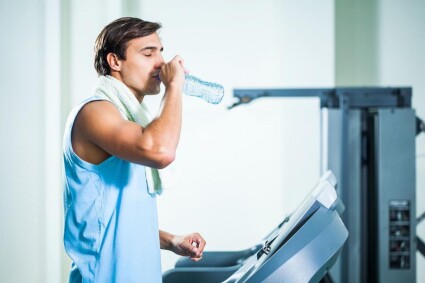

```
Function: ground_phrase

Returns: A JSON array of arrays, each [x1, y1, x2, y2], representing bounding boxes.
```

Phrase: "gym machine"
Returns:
[[228, 87, 424, 283], [163, 171, 348, 282]]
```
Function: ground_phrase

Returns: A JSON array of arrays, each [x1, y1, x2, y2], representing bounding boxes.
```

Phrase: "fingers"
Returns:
[[172, 56, 190, 76], [172, 232, 206, 261], [159, 55, 185, 87], [191, 256, 203, 262], [181, 239, 199, 256], [187, 233, 206, 261], [169, 55, 185, 72], [172, 55, 184, 66], [191, 233, 206, 255], [171, 56, 190, 74]]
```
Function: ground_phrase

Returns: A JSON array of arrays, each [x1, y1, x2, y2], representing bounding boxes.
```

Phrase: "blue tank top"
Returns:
[[63, 96, 162, 283]]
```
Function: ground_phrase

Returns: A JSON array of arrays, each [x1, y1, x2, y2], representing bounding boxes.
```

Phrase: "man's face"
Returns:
[[117, 33, 165, 98]]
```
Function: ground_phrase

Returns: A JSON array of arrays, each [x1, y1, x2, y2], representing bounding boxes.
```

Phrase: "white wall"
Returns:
[[0, 0, 61, 282], [0, 1, 44, 281]]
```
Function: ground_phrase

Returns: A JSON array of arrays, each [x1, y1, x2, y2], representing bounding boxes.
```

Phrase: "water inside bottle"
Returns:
[[183, 74, 224, 104]]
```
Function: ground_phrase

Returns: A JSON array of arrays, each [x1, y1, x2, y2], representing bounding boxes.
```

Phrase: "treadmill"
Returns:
[[163, 171, 348, 283]]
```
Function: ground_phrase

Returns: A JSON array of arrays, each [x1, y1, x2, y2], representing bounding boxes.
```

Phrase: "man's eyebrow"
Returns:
[[140, 46, 164, 52]]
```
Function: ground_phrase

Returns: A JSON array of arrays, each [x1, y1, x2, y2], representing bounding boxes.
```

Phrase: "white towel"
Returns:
[[94, 75, 172, 195]]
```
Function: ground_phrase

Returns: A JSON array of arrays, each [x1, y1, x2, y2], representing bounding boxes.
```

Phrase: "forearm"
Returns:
[[136, 84, 182, 168], [159, 230, 174, 250], [145, 83, 182, 150]]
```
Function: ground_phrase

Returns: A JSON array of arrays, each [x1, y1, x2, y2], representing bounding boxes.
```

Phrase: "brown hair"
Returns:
[[94, 17, 162, 76]]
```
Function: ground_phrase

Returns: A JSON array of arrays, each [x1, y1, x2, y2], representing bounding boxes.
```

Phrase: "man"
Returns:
[[63, 17, 206, 282]]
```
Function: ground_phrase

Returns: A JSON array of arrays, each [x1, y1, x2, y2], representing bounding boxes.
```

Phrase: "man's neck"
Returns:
[[109, 73, 144, 103]]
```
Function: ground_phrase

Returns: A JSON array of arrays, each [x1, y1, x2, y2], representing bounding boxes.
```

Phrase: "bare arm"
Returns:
[[72, 56, 184, 169]]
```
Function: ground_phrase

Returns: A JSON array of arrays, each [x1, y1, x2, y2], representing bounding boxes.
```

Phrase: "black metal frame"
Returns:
[[231, 87, 412, 109]]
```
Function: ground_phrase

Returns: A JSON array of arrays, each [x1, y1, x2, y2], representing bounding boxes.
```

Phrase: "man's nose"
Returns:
[[156, 54, 165, 69]]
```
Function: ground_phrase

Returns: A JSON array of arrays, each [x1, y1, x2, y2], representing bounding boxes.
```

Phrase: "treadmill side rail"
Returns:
[[244, 208, 348, 283]]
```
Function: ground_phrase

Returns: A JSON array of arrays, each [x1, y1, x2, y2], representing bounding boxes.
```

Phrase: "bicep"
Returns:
[[78, 101, 161, 167]]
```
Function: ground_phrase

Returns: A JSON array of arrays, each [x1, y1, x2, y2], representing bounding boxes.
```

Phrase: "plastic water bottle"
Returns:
[[183, 74, 224, 104]]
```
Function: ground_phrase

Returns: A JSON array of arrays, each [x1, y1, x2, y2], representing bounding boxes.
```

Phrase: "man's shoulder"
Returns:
[[70, 99, 121, 164], [76, 98, 120, 124], [79, 98, 114, 112]]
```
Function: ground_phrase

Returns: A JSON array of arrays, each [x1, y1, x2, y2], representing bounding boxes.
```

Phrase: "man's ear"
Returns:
[[107, 53, 121, 72]]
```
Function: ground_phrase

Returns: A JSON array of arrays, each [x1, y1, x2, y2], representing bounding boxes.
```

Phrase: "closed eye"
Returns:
[[140, 46, 163, 56]]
